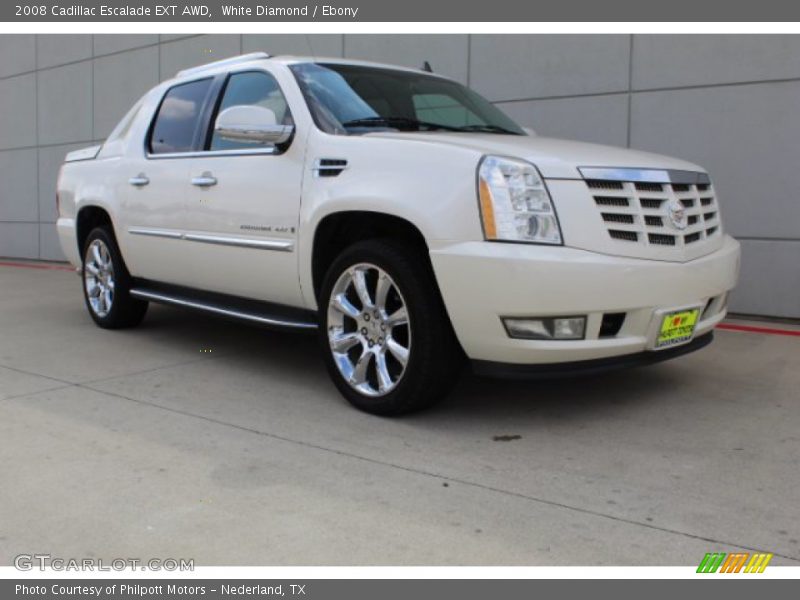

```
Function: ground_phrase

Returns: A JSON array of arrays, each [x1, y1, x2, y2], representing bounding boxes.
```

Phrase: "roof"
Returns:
[[174, 52, 454, 81]]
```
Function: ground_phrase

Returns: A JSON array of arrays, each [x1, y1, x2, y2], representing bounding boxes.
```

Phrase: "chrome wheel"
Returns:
[[84, 239, 115, 318], [327, 263, 411, 397]]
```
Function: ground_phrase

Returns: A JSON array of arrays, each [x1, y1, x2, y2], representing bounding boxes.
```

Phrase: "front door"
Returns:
[[182, 70, 304, 306]]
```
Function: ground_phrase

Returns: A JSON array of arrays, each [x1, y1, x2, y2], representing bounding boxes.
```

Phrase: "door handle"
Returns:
[[129, 174, 150, 187], [191, 172, 217, 188]]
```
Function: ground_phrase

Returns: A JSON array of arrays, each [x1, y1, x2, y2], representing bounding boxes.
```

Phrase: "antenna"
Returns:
[[422, 61, 433, 73], [304, 34, 317, 59]]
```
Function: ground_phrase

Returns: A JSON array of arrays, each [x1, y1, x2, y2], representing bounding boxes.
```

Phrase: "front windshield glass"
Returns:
[[290, 62, 525, 135]]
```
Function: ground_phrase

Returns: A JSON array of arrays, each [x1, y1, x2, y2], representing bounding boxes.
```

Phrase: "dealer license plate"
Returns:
[[655, 309, 700, 349]]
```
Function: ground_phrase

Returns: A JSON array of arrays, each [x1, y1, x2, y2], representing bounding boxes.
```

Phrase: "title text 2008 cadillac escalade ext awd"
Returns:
[[56, 52, 741, 414]]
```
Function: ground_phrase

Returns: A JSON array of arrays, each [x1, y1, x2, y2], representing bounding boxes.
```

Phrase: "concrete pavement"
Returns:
[[0, 263, 798, 565]]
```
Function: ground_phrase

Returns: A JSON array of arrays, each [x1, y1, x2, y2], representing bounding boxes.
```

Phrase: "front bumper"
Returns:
[[429, 234, 740, 365]]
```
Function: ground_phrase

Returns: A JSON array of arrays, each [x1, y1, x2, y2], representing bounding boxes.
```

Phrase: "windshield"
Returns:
[[290, 62, 525, 136]]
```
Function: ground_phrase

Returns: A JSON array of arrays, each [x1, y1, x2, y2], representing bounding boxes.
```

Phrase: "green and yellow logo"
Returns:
[[697, 552, 773, 573]]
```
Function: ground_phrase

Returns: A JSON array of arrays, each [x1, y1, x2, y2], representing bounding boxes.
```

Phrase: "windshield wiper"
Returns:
[[454, 124, 521, 135], [341, 117, 462, 132]]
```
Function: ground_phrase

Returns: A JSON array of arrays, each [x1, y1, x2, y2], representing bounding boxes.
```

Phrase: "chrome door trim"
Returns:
[[578, 167, 711, 185], [146, 148, 278, 160], [128, 226, 183, 240], [128, 227, 293, 252], [130, 289, 317, 330], [183, 232, 294, 252]]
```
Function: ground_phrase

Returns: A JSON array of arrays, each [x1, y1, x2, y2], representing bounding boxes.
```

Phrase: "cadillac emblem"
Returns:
[[666, 198, 688, 230]]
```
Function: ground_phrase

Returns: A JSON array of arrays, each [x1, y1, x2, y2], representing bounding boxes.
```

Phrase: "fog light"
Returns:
[[503, 316, 586, 340], [553, 317, 586, 339]]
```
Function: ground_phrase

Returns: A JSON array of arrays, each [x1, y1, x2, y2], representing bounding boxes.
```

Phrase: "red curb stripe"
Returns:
[[717, 323, 800, 337], [0, 261, 75, 272]]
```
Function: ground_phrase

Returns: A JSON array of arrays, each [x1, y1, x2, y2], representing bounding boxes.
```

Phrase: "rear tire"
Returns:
[[319, 239, 462, 415], [82, 226, 148, 329]]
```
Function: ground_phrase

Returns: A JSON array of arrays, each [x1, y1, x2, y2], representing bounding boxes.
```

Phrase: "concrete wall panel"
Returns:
[[36, 35, 92, 69], [0, 149, 38, 222], [39, 222, 66, 261], [0, 222, 37, 259], [93, 34, 158, 57], [93, 46, 159, 138], [37, 62, 93, 146], [633, 35, 800, 90], [470, 35, 630, 101], [243, 34, 343, 57], [159, 35, 242, 80], [0, 74, 36, 150], [0, 35, 35, 78], [497, 94, 629, 147], [630, 81, 800, 240], [733, 240, 800, 319], [344, 35, 469, 84]]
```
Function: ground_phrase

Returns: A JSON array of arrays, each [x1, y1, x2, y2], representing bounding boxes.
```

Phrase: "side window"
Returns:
[[209, 71, 293, 152], [149, 78, 213, 154]]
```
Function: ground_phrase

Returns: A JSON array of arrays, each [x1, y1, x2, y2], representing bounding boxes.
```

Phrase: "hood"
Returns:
[[363, 132, 706, 179]]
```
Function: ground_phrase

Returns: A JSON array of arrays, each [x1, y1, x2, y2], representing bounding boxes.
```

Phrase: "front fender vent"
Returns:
[[313, 158, 348, 177]]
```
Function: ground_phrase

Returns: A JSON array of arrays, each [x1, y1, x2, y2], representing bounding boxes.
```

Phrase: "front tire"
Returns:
[[319, 239, 462, 415], [82, 226, 148, 329]]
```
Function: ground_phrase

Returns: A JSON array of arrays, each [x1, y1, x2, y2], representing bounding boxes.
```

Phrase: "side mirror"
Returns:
[[214, 105, 294, 145]]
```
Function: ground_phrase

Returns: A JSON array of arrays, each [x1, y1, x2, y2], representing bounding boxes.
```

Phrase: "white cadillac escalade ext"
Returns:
[[57, 52, 741, 415]]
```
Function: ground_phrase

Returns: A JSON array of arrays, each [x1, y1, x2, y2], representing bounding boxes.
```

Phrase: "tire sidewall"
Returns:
[[82, 227, 133, 328]]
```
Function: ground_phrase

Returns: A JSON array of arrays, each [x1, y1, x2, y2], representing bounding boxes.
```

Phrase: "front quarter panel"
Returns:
[[298, 131, 485, 308]]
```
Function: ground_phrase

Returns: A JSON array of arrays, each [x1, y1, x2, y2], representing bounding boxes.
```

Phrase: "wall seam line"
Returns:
[[34, 34, 41, 259], [626, 34, 633, 148], [735, 236, 800, 243], [0, 140, 101, 153], [90, 44, 95, 142], [466, 34, 471, 87]]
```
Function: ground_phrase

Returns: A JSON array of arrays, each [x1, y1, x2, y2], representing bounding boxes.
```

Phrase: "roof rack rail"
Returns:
[[176, 52, 271, 78]]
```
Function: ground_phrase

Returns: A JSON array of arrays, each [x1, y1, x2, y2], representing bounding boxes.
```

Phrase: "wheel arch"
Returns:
[[310, 210, 433, 304], [76, 205, 115, 256]]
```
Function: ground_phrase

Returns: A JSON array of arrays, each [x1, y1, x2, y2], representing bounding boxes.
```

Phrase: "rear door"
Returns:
[[182, 68, 305, 306], [121, 77, 217, 285]]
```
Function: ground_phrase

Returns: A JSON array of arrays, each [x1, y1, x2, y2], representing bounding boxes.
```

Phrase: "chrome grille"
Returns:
[[586, 179, 720, 248]]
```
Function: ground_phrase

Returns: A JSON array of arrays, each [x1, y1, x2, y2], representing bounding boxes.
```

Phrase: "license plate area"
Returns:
[[651, 307, 701, 350]]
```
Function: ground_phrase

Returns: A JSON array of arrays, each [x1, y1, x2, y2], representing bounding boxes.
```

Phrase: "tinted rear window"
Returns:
[[149, 78, 213, 154]]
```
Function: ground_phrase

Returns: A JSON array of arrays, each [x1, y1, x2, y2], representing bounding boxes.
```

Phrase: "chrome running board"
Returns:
[[130, 284, 317, 331]]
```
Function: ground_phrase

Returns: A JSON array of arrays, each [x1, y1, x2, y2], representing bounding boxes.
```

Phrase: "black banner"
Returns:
[[4, 579, 799, 600], [4, 0, 800, 22]]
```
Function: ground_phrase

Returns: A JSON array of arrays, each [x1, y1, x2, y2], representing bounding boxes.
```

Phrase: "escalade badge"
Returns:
[[666, 199, 688, 230]]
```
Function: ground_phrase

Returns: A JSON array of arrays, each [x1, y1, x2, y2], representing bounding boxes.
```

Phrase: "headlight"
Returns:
[[477, 155, 562, 244]]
